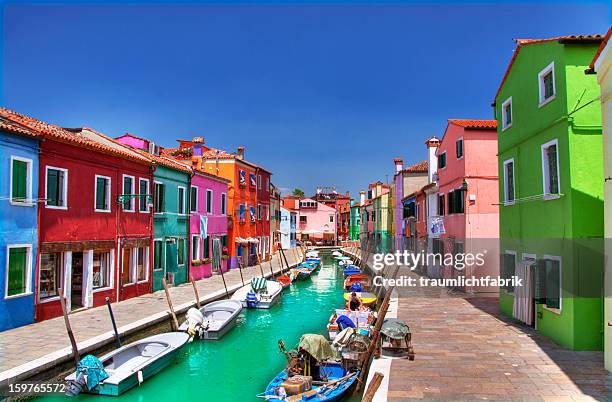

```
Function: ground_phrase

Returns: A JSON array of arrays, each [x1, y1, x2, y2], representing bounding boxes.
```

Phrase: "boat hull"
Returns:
[[262, 367, 358, 402]]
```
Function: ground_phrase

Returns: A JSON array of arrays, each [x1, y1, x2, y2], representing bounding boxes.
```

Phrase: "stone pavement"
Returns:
[[0, 248, 302, 383], [388, 278, 611, 400]]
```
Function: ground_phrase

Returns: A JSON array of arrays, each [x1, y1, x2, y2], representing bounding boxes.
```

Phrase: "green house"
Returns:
[[494, 35, 605, 350], [151, 162, 191, 291], [349, 202, 361, 241]]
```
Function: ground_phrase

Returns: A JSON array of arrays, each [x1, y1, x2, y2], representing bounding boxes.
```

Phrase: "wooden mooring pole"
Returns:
[[105, 297, 122, 348], [162, 278, 179, 331], [189, 274, 201, 309], [361, 372, 384, 402], [58, 288, 80, 368]]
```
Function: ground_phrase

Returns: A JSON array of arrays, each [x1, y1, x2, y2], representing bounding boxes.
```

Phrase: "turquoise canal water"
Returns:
[[42, 252, 348, 402]]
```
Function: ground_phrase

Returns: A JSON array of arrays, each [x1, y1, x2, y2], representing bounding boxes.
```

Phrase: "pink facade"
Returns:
[[297, 198, 337, 244], [189, 170, 230, 280], [436, 119, 499, 292]]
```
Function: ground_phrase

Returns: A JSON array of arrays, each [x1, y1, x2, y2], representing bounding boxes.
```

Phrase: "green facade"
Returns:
[[496, 39, 603, 350], [152, 165, 191, 291], [373, 193, 391, 253], [349, 203, 360, 240]]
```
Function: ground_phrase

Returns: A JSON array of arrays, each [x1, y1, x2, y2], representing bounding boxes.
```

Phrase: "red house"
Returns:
[[2, 110, 154, 321], [255, 168, 272, 260]]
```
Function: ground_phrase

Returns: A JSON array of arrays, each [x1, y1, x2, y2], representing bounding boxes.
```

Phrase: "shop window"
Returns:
[[40, 252, 62, 300], [137, 247, 147, 281], [93, 251, 111, 289]]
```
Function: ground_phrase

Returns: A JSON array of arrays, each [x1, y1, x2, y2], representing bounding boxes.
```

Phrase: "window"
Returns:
[[122, 175, 135, 211], [266, 177, 269, 192], [501, 252, 516, 293], [330, 215, 334, 223], [456, 138, 464, 159], [93, 251, 111, 289], [221, 193, 227, 215], [10, 157, 32, 205], [154, 182, 165, 213], [448, 189, 465, 214], [190, 186, 198, 213], [6, 246, 31, 297], [153, 240, 163, 270], [541, 140, 560, 198], [39, 252, 62, 300], [191, 235, 200, 261], [258, 175, 262, 189], [239, 204, 245, 222], [206, 190, 213, 214], [543, 257, 561, 311], [538, 62, 555, 106], [502, 97, 512, 130], [239, 170, 246, 186], [139, 179, 150, 212], [416, 203, 421, 221], [503, 159, 515, 204], [300, 215, 307, 223], [177, 186, 186, 215], [95, 175, 111, 212], [249, 173, 256, 187], [203, 236, 210, 259], [438, 194, 445, 216], [258, 204, 262, 220], [177, 238, 186, 265], [437, 152, 446, 169], [46, 167, 68, 208], [136, 247, 147, 281], [123, 248, 134, 284], [266, 205, 270, 221]]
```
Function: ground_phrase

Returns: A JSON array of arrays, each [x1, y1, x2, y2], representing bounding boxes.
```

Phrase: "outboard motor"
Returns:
[[246, 291, 260, 309], [185, 307, 205, 338]]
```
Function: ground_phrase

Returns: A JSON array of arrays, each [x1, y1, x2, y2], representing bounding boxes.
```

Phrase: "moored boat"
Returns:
[[276, 273, 293, 289], [327, 309, 374, 340], [65, 333, 190, 396], [292, 267, 312, 281], [344, 273, 372, 291], [343, 291, 377, 307], [231, 278, 283, 309], [178, 299, 243, 340], [343, 265, 361, 276]]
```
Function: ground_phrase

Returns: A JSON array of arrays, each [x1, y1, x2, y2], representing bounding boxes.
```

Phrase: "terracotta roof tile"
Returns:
[[0, 108, 151, 164], [400, 160, 428, 174], [448, 119, 497, 130], [494, 34, 604, 103]]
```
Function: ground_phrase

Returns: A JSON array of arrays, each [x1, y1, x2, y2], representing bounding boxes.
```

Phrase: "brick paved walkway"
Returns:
[[0, 249, 301, 382], [388, 283, 611, 401]]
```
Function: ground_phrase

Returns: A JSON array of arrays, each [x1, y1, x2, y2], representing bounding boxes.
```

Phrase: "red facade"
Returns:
[[36, 135, 153, 321], [255, 168, 272, 260]]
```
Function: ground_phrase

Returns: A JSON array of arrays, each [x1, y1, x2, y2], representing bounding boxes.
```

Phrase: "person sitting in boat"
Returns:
[[346, 292, 362, 311]]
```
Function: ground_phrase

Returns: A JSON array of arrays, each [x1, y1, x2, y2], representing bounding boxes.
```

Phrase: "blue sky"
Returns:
[[2, 2, 610, 197]]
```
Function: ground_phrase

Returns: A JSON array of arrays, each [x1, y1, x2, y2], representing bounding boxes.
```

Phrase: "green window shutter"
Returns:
[[203, 237, 210, 259], [7, 247, 27, 296], [545, 260, 560, 309], [547, 145, 559, 194], [506, 163, 514, 201], [123, 177, 131, 209], [154, 241, 162, 269], [190, 187, 197, 213], [206, 191, 212, 213], [12, 160, 27, 202], [96, 178, 107, 210], [139, 181, 147, 211], [47, 169, 59, 206], [178, 239, 185, 265], [534, 260, 547, 304]]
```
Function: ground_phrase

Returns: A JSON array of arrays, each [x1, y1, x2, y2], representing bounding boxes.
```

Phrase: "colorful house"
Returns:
[[392, 159, 428, 249], [279, 206, 291, 250], [255, 168, 272, 260], [115, 134, 191, 291], [495, 34, 604, 350], [589, 27, 612, 367], [338, 200, 351, 242], [349, 201, 361, 241], [270, 183, 281, 253], [186, 143, 230, 279], [435, 119, 499, 293], [0, 114, 40, 330], [297, 198, 337, 245], [289, 211, 297, 248]]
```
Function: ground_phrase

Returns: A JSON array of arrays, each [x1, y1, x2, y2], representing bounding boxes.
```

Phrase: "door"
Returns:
[[122, 248, 132, 288], [165, 239, 178, 283], [71, 252, 84, 309]]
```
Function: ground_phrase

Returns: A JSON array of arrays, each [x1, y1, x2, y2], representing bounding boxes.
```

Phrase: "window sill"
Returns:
[[538, 95, 555, 108], [93, 286, 113, 293], [45, 205, 68, 210], [95, 209, 112, 213], [542, 305, 562, 315], [502, 123, 512, 132], [543, 194, 561, 201], [5, 291, 33, 300], [10, 201, 35, 207], [137, 279, 148, 284], [123, 209, 135, 213], [122, 282, 136, 287], [503, 200, 515, 207], [38, 295, 60, 304]]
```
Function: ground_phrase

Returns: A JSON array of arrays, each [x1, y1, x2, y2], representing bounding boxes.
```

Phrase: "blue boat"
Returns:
[[304, 257, 321, 268], [343, 265, 361, 276], [299, 261, 318, 272], [259, 363, 358, 401], [292, 268, 312, 281]]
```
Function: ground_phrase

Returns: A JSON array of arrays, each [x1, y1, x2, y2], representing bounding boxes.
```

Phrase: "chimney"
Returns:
[[193, 137, 204, 157], [425, 136, 440, 183], [360, 191, 366, 206], [393, 158, 403, 173], [236, 146, 245, 160]]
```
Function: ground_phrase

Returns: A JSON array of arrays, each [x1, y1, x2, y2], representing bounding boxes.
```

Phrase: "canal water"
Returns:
[[42, 252, 349, 402]]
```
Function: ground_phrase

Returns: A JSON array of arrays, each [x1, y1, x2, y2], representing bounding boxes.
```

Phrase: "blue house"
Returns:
[[290, 211, 297, 248], [0, 121, 40, 331]]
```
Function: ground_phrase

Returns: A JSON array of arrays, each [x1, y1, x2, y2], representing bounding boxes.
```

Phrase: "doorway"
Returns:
[[71, 252, 84, 309]]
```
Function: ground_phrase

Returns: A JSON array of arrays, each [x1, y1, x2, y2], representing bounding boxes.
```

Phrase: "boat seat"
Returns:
[[139, 343, 167, 357]]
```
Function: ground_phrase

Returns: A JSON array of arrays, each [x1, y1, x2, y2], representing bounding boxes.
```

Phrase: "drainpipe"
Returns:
[[115, 166, 121, 303], [149, 163, 157, 294], [188, 167, 194, 282], [34, 140, 45, 321]]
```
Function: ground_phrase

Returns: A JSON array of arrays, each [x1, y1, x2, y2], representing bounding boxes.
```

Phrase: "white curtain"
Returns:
[[83, 250, 94, 308], [513, 261, 534, 326], [63, 251, 72, 312]]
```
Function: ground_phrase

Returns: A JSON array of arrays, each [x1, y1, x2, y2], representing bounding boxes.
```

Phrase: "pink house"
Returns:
[[436, 119, 499, 293], [297, 198, 337, 245], [187, 162, 231, 279]]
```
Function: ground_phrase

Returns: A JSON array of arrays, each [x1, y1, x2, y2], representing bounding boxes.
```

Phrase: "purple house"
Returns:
[[187, 161, 230, 280]]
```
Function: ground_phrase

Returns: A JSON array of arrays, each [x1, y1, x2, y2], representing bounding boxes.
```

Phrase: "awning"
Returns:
[[246, 237, 260, 244]]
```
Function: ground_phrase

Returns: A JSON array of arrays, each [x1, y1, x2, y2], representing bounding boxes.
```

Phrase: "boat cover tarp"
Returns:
[[299, 334, 339, 362], [381, 318, 410, 340], [77, 354, 109, 390], [251, 277, 267, 292]]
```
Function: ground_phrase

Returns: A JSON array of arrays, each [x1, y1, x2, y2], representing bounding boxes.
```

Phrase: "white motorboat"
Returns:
[[231, 277, 283, 309], [179, 299, 243, 340]]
